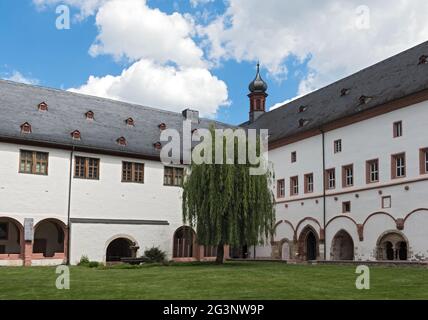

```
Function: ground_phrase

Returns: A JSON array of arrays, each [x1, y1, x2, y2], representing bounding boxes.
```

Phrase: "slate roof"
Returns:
[[0, 80, 231, 158], [246, 41, 428, 143]]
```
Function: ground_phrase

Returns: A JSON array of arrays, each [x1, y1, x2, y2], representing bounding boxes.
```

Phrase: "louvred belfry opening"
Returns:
[[20, 122, 32, 134], [248, 63, 268, 123]]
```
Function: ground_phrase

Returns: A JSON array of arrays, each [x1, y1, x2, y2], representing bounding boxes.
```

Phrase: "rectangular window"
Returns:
[[122, 162, 144, 183], [19, 150, 48, 175], [277, 179, 285, 198], [393, 121, 403, 138], [326, 168, 336, 190], [291, 151, 297, 163], [164, 166, 184, 186], [342, 201, 351, 213], [290, 176, 299, 196], [334, 139, 342, 153], [74, 156, 100, 179], [382, 196, 392, 209], [366, 159, 379, 183], [342, 164, 354, 187], [304, 173, 314, 193], [0, 222, 8, 240], [420, 148, 428, 174], [391, 153, 406, 179]]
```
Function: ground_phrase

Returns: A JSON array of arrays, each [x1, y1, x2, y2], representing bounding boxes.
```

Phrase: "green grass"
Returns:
[[0, 261, 427, 300]]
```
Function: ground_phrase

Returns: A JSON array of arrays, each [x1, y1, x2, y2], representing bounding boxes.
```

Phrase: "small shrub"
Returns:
[[88, 261, 100, 268], [144, 247, 166, 263], [78, 255, 90, 266]]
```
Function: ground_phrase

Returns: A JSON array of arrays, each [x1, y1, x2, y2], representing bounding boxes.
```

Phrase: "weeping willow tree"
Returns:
[[182, 127, 275, 263]]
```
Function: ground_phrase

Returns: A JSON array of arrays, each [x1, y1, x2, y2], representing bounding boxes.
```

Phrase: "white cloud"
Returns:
[[200, 0, 428, 100], [33, 0, 229, 116], [3, 71, 39, 85], [89, 0, 205, 67], [69, 59, 228, 117]]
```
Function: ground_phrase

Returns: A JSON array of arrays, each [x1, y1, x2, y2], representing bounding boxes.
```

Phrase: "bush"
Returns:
[[88, 261, 100, 268], [78, 255, 90, 266], [144, 247, 166, 263], [78, 255, 100, 268]]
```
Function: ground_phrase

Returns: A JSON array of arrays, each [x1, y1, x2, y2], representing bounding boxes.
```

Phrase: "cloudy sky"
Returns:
[[1, 0, 428, 124]]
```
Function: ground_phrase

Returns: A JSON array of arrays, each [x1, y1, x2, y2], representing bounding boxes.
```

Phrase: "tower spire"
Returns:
[[248, 62, 268, 123]]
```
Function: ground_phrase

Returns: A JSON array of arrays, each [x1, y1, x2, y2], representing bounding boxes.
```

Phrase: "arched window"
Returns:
[[33, 219, 65, 258], [106, 238, 135, 262], [173, 227, 195, 258], [377, 231, 408, 261], [331, 230, 354, 260]]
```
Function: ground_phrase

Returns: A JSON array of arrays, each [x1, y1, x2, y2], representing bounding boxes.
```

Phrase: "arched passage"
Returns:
[[377, 231, 408, 261], [106, 237, 137, 262], [173, 226, 196, 258], [0, 217, 24, 259], [298, 226, 319, 261], [33, 219, 66, 258], [331, 230, 354, 260]]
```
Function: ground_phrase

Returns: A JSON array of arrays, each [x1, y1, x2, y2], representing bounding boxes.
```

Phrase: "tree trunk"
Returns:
[[216, 244, 224, 264]]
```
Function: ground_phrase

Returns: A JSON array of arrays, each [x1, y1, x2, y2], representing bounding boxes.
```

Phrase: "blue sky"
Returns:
[[1, 1, 426, 124]]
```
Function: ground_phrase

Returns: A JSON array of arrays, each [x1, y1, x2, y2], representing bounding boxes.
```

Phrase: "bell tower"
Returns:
[[248, 63, 268, 123]]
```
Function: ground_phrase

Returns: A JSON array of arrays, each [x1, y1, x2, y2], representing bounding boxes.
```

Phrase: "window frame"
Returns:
[[334, 139, 342, 153], [74, 156, 100, 180], [290, 176, 299, 196], [325, 168, 336, 190], [304, 173, 314, 194], [19, 150, 49, 175], [291, 151, 297, 163], [342, 201, 351, 213], [164, 166, 184, 187], [391, 153, 406, 179], [342, 164, 354, 188], [366, 159, 379, 184], [393, 121, 403, 138], [277, 179, 285, 198], [121, 161, 145, 184], [420, 148, 428, 175], [382, 196, 392, 209]]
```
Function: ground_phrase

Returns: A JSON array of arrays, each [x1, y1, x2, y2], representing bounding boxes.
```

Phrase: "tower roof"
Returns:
[[248, 63, 268, 93]]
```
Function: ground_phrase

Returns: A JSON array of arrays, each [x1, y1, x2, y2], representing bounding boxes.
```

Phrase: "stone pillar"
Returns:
[[24, 241, 33, 267]]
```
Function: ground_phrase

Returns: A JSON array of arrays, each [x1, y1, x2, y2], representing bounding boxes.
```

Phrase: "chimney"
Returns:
[[182, 108, 199, 124]]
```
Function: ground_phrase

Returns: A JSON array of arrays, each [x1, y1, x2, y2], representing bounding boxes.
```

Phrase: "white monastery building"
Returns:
[[1, 42, 428, 266]]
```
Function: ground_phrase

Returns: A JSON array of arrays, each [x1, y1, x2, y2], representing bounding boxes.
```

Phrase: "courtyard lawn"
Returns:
[[0, 261, 427, 300]]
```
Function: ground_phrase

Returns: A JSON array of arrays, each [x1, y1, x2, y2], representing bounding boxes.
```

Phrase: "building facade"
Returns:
[[0, 42, 428, 266]]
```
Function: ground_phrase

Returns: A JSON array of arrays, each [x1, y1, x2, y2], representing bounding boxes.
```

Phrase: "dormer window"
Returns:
[[85, 111, 94, 120], [153, 142, 162, 150], [71, 130, 81, 140], [340, 88, 350, 96], [158, 123, 166, 130], [418, 55, 428, 65], [117, 137, 127, 146], [125, 117, 135, 126], [298, 105, 307, 113], [298, 118, 309, 128], [20, 122, 32, 134], [359, 95, 372, 105], [38, 102, 48, 111]]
